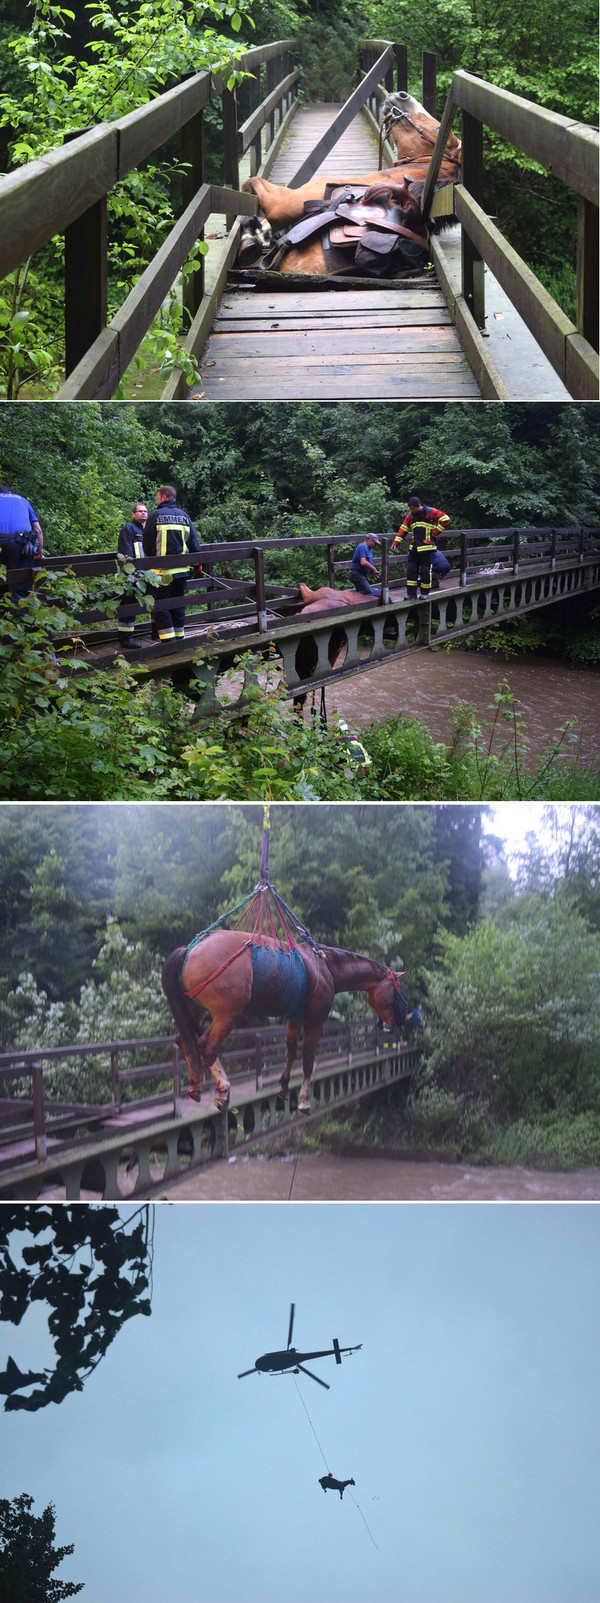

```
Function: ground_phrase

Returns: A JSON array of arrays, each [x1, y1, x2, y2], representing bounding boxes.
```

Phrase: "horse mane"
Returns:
[[317, 943, 389, 977]]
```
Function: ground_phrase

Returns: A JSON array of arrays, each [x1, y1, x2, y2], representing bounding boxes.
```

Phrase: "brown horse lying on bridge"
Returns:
[[162, 932, 407, 1114], [299, 582, 377, 613], [239, 91, 461, 277]]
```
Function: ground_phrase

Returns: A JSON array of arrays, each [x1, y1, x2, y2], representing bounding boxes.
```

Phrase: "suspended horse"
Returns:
[[237, 90, 461, 278], [161, 881, 407, 1115], [319, 1474, 356, 1500]]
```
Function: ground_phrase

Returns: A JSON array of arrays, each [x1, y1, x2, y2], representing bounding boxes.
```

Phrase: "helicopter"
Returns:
[[237, 1303, 362, 1389]]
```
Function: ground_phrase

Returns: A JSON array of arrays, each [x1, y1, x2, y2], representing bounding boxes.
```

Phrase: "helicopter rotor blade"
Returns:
[[237, 1368, 258, 1379], [287, 1303, 295, 1349], [297, 1364, 330, 1390]]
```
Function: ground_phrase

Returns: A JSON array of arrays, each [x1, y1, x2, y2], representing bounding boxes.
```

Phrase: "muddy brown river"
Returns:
[[161, 1151, 600, 1201], [327, 651, 600, 763]]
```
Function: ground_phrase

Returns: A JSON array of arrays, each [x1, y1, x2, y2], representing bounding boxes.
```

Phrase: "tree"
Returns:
[[0, 1493, 83, 1601], [0, 1206, 153, 1411]]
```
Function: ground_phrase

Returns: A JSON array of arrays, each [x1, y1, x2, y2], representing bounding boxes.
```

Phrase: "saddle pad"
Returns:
[[250, 942, 308, 1021]]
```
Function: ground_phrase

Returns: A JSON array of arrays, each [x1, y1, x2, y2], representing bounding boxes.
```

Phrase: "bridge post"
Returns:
[[110, 1048, 120, 1113], [512, 529, 520, 575], [550, 529, 557, 569], [380, 537, 390, 604], [172, 1044, 182, 1118], [579, 529, 585, 564], [265, 56, 277, 148], [576, 198, 599, 352], [253, 546, 267, 632], [327, 542, 335, 586], [64, 130, 107, 377], [394, 45, 408, 94], [460, 111, 486, 330], [222, 86, 239, 229], [31, 1063, 47, 1163], [255, 1036, 264, 1090], [182, 109, 205, 319], [460, 529, 468, 587], [421, 52, 437, 116]]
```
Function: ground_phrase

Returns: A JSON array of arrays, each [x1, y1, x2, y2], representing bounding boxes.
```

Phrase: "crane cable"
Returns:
[[292, 1377, 380, 1551]]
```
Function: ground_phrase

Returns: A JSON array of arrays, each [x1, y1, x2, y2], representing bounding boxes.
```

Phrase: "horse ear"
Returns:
[[394, 970, 406, 978]]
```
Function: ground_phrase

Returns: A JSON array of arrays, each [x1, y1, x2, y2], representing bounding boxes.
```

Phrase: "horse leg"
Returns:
[[276, 1021, 301, 1110], [297, 1022, 323, 1113], [195, 1017, 233, 1113]]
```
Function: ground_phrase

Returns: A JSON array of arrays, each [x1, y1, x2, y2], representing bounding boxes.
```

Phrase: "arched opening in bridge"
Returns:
[[329, 626, 348, 668], [383, 616, 399, 652], [357, 621, 375, 661], [295, 634, 318, 681]]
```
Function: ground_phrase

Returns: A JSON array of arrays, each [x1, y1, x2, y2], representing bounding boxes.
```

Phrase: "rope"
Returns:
[[292, 1377, 329, 1471], [347, 1491, 379, 1550], [287, 1121, 306, 1200], [292, 1378, 380, 1551]]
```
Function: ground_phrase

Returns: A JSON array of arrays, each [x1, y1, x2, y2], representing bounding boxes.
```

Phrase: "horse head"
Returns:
[[366, 970, 408, 1031], [381, 90, 461, 169]]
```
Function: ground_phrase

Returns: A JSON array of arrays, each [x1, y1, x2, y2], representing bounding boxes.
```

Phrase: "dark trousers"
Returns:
[[350, 570, 380, 596], [406, 548, 433, 596], [0, 535, 34, 600], [152, 575, 187, 641]]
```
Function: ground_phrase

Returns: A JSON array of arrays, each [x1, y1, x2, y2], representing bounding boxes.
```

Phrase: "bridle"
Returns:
[[378, 103, 461, 170]]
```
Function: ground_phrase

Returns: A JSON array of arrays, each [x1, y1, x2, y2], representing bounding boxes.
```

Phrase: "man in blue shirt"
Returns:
[[0, 485, 44, 600], [350, 533, 380, 596]]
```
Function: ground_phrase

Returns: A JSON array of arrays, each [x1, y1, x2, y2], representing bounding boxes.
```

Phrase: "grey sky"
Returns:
[[1, 1202, 599, 1603]]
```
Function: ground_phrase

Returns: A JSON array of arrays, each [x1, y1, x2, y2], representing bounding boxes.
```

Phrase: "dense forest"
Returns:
[[1, 803, 599, 1168], [0, 0, 596, 393], [1, 403, 599, 802]]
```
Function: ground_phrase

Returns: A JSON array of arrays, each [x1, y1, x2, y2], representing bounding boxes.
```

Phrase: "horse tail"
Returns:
[[161, 947, 202, 1079]]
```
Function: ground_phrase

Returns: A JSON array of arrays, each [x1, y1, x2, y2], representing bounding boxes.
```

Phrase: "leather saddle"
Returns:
[[252, 182, 429, 276]]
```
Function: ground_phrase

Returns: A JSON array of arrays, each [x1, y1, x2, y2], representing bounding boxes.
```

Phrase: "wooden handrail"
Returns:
[[289, 43, 395, 187]]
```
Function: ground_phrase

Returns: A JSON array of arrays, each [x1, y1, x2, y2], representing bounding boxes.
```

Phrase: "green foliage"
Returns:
[[423, 899, 600, 1117], [0, 1205, 153, 1413], [0, 1492, 83, 1600]]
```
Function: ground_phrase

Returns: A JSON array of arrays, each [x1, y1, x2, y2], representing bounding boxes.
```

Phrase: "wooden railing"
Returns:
[[3, 528, 599, 647], [421, 70, 599, 399], [0, 39, 299, 401], [0, 1016, 387, 1163]]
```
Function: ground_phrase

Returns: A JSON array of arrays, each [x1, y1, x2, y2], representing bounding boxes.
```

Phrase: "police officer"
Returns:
[[117, 500, 147, 650], [0, 484, 44, 601], [392, 494, 451, 597], [142, 485, 200, 643], [349, 533, 381, 596]]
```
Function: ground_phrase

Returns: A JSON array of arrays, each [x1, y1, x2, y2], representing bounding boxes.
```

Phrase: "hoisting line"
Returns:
[[347, 1491, 379, 1550], [287, 1121, 306, 1201], [292, 1377, 380, 1551], [292, 1377, 330, 1470]]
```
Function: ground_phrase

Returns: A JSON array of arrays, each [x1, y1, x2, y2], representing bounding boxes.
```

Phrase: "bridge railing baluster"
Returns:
[[461, 109, 485, 330], [421, 52, 437, 116], [460, 530, 468, 587], [395, 45, 408, 94], [63, 131, 108, 378], [111, 1048, 120, 1113], [31, 1063, 47, 1163], [182, 107, 205, 320], [512, 530, 520, 574]]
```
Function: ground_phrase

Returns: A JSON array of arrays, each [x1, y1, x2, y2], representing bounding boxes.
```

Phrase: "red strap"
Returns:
[[185, 937, 254, 1001]]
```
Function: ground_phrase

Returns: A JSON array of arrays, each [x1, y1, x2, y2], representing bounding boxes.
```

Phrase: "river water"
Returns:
[[327, 651, 600, 762], [161, 1151, 600, 1201]]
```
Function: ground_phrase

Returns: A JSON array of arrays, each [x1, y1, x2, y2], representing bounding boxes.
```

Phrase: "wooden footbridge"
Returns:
[[0, 1020, 419, 1201], [16, 525, 600, 709], [0, 39, 597, 400]]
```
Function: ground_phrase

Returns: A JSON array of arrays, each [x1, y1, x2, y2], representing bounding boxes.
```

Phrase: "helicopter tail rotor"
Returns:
[[333, 1339, 342, 1364]]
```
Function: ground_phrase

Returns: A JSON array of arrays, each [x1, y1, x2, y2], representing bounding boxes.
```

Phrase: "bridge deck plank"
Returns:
[[197, 103, 481, 400]]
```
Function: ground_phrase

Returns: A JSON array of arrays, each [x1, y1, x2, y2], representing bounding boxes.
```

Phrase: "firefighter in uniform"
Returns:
[[392, 495, 451, 598], [142, 485, 200, 643], [117, 501, 147, 649]]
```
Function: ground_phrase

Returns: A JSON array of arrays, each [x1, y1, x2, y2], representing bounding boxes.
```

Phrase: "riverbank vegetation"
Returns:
[[1, 804, 599, 1170], [0, 404, 598, 801], [0, 0, 596, 393]]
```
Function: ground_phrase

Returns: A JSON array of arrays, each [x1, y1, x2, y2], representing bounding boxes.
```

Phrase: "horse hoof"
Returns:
[[187, 1086, 202, 1104], [298, 1099, 312, 1115], [214, 1090, 230, 1113]]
